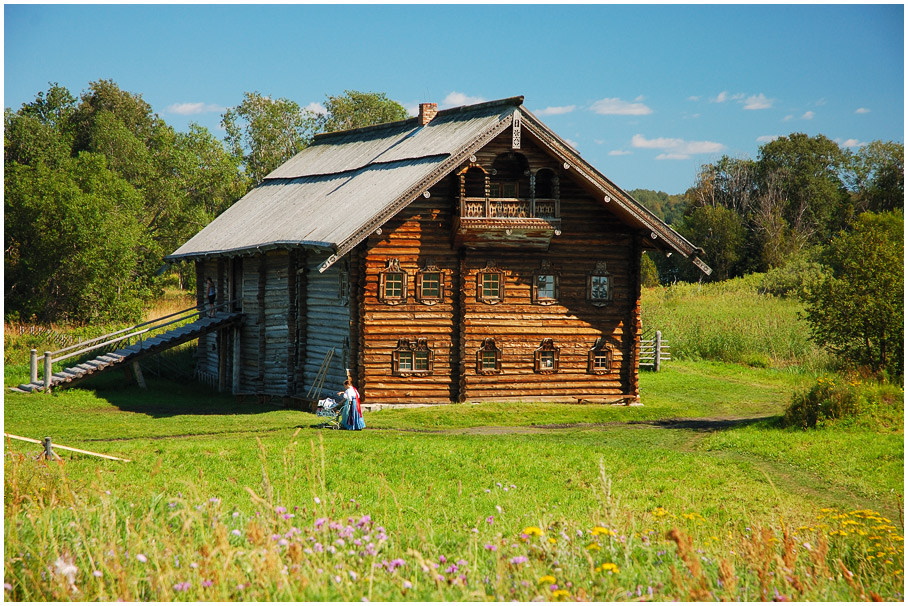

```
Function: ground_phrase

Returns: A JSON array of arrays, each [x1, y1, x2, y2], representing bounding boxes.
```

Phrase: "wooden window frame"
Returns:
[[477, 260, 505, 305], [489, 181, 519, 198], [476, 338, 502, 375], [532, 259, 560, 306], [338, 259, 350, 306], [588, 338, 615, 375], [534, 338, 560, 374], [392, 338, 434, 377], [378, 258, 408, 305], [588, 261, 613, 307], [416, 259, 444, 306]]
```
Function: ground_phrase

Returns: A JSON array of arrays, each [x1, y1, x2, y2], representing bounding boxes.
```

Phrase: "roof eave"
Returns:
[[164, 240, 334, 263]]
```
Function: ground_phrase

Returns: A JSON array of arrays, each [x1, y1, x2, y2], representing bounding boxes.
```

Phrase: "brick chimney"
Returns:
[[418, 103, 438, 126]]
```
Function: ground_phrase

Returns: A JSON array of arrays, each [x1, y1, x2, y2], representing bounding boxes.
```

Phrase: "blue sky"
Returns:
[[5, 4, 904, 194]]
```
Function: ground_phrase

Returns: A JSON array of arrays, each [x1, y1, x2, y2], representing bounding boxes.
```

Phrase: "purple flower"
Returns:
[[92, 570, 103, 578], [275, 506, 287, 514], [445, 564, 458, 574], [315, 517, 327, 529], [231, 529, 242, 537], [282, 514, 294, 520], [509, 556, 528, 565], [486, 516, 494, 525], [439, 555, 447, 564], [278, 539, 289, 546], [136, 554, 147, 563], [202, 580, 213, 588], [403, 580, 412, 589], [484, 543, 497, 552], [314, 496, 321, 504], [173, 581, 190, 592]]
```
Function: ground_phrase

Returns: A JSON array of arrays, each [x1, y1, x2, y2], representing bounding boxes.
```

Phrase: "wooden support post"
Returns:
[[232, 325, 241, 394], [43, 436, 59, 461], [44, 351, 52, 393], [218, 328, 228, 392], [654, 330, 662, 373], [132, 360, 147, 389], [30, 349, 38, 384]]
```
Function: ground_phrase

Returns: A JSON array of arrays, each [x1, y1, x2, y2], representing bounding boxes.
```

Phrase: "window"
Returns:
[[489, 182, 518, 198], [416, 260, 444, 305], [532, 260, 560, 305], [588, 338, 614, 374], [477, 260, 505, 304], [378, 258, 408, 305], [588, 261, 613, 307], [338, 260, 350, 306], [392, 338, 434, 376], [476, 338, 502, 375], [534, 339, 560, 374]]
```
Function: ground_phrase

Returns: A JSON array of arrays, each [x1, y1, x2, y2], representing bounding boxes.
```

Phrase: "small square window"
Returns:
[[591, 275, 610, 300], [398, 351, 414, 371], [476, 338, 502, 375], [414, 351, 430, 371], [539, 351, 555, 369], [481, 350, 498, 370], [588, 338, 614, 374], [537, 274, 555, 299], [593, 353, 610, 369], [385, 273, 403, 298], [534, 338, 559, 374], [481, 273, 500, 299]]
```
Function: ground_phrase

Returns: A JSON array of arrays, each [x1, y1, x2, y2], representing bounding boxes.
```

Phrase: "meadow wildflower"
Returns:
[[53, 557, 78, 586], [552, 589, 570, 599], [523, 526, 543, 537], [92, 570, 102, 578], [484, 544, 497, 552], [538, 575, 556, 584], [173, 581, 190, 592], [509, 556, 528, 565], [596, 562, 620, 574], [135, 554, 147, 563]]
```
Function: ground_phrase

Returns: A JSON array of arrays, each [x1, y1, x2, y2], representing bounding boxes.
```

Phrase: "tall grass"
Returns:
[[642, 274, 831, 371], [4, 434, 902, 601]]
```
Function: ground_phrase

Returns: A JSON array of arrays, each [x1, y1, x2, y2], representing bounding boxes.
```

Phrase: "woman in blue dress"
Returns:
[[338, 380, 365, 430]]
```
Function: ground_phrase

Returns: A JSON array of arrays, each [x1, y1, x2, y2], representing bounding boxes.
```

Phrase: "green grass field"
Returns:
[[4, 280, 903, 601]]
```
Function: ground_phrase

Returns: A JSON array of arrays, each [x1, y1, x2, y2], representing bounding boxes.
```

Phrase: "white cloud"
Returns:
[[855, 107, 871, 114], [167, 102, 225, 115], [564, 138, 579, 150], [631, 133, 724, 158], [783, 115, 794, 122], [688, 95, 701, 102], [608, 149, 632, 156], [743, 94, 773, 110], [594, 139, 605, 145], [590, 97, 652, 116], [815, 98, 827, 106], [840, 138, 867, 148], [756, 135, 780, 143], [801, 110, 815, 120], [442, 92, 486, 108], [305, 102, 327, 116], [712, 91, 729, 103], [403, 103, 420, 117], [534, 105, 576, 116]]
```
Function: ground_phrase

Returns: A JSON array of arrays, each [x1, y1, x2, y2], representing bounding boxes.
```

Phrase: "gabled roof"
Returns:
[[167, 96, 710, 275]]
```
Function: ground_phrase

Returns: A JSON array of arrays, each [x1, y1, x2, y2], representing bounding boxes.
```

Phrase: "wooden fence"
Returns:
[[639, 330, 670, 371]]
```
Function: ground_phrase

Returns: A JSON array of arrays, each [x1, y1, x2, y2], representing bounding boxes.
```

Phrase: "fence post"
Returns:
[[654, 331, 662, 373], [44, 351, 52, 393], [43, 436, 56, 460], [30, 349, 38, 384]]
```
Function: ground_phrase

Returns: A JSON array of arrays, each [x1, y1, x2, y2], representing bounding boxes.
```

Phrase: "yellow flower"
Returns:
[[548, 537, 557, 544], [586, 542, 601, 551], [651, 507, 669, 518], [596, 562, 620, 574], [591, 526, 616, 536], [538, 575, 556, 585], [523, 526, 544, 537], [552, 589, 570, 599]]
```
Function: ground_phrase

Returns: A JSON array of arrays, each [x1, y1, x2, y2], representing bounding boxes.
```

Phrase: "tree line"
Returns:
[[636, 135, 903, 378], [5, 81, 407, 323]]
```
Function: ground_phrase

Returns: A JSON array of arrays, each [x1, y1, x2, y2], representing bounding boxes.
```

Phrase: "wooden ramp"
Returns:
[[12, 311, 243, 393]]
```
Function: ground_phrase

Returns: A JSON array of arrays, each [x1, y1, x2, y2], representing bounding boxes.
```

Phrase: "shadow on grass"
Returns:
[[628, 415, 781, 432]]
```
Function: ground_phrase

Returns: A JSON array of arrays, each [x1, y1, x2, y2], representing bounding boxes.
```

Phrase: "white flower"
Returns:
[[53, 556, 78, 586]]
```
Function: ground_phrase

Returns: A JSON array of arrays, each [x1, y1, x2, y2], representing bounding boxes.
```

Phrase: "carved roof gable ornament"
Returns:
[[511, 109, 521, 150]]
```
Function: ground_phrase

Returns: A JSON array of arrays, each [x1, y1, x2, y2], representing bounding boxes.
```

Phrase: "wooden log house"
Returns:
[[166, 96, 711, 405]]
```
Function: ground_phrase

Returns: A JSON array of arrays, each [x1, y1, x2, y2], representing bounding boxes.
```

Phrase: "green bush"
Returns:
[[783, 377, 904, 430], [760, 253, 826, 298]]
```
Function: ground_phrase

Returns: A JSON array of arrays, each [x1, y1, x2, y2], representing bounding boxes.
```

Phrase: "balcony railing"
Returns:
[[461, 198, 559, 220]]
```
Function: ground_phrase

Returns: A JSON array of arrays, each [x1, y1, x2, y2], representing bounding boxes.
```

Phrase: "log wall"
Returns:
[[357, 130, 641, 404], [304, 250, 353, 398]]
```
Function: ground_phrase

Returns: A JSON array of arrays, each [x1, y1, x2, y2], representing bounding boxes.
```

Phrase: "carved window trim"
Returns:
[[477, 260, 505, 304], [476, 338, 502, 375], [392, 338, 434, 377], [534, 338, 560, 374], [378, 258, 408, 305], [338, 259, 350, 306], [532, 259, 560, 305], [588, 338, 615, 375], [588, 261, 613, 307], [416, 259, 445, 306]]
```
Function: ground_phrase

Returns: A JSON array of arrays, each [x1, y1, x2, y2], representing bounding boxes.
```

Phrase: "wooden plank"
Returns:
[[4, 433, 131, 462]]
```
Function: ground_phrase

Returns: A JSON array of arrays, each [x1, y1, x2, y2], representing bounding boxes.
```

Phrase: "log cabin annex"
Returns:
[[166, 96, 711, 405]]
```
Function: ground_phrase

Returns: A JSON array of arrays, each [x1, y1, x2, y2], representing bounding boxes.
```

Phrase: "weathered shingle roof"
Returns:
[[167, 95, 710, 275], [167, 98, 520, 261]]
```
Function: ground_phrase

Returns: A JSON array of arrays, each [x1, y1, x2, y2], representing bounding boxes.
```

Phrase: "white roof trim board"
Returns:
[[167, 96, 710, 275]]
